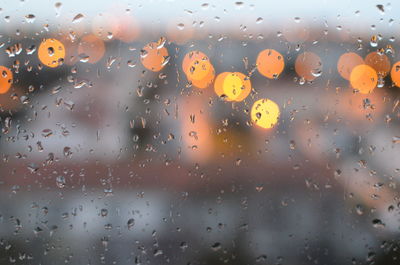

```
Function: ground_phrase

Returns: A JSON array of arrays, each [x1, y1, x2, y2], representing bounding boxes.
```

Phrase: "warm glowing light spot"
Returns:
[[38, 38, 65, 68], [223, 73, 242, 101], [191, 65, 215, 89], [251, 98, 280, 129], [186, 57, 212, 81], [256, 49, 285, 79], [140, 40, 169, 72], [214, 72, 251, 101], [77, 34, 105, 64], [295, 52, 322, 81], [214, 72, 230, 97], [350, 64, 378, 94], [182, 51, 209, 77], [182, 51, 214, 89], [234, 72, 251, 102], [365, 51, 391, 77], [337, 52, 364, 80], [0, 66, 13, 94], [391, 61, 400, 87]]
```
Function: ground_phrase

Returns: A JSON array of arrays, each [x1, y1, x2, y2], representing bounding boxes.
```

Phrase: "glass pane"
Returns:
[[0, 1, 399, 264]]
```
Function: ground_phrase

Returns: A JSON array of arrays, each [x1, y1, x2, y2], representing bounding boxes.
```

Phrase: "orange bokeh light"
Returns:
[[256, 49, 285, 79], [295, 52, 322, 81], [38, 38, 65, 68], [0, 66, 13, 94], [391, 61, 400, 87], [365, 51, 391, 77], [337, 52, 364, 80], [350, 64, 378, 94], [191, 65, 215, 89], [214, 72, 229, 98], [182, 51, 215, 89], [140, 40, 169, 72]]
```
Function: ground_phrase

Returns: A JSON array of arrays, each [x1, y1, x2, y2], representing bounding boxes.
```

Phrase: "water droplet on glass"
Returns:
[[24, 14, 35, 23], [127, 218, 135, 230], [177, 23, 185, 30], [56, 175, 66, 188], [72, 13, 84, 23]]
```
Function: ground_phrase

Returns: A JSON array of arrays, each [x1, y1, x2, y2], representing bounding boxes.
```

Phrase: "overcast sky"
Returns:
[[1, 0, 398, 34]]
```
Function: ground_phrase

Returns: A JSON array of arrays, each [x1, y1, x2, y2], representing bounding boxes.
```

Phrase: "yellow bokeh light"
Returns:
[[337, 52, 364, 80], [350, 64, 378, 94], [214, 72, 229, 97], [391, 61, 400, 87], [214, 72, 251, 101], [0, 66, 13, 94], [256, 49, 285, 79], [38, 38, 65, 68], [234, 73, 251, 102], [223, 73, 242, 101], [251, 98, 280, 129]]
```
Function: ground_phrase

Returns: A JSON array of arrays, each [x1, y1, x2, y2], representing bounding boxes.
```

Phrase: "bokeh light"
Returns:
[[191, 65, 215, 89], [140, 40, 169, 72], [251, 98, 280, 129], [182, 51, 215, 89], [391, 61, 400, 87], [295, 52, 322, 81], [350, 64, 378, 94], [77, 34, 106, 64], [214, 72, 251, 102], [0, 66, 13, 94], [222, 73, 242, 100], [256, 49, 285, 79], [38, 38, 65, 68], [365, 51, 391, 77], [337, 52, 364, 80]]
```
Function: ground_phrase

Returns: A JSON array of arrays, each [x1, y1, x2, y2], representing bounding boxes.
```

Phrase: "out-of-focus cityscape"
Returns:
[[0, 1, 400, 264]]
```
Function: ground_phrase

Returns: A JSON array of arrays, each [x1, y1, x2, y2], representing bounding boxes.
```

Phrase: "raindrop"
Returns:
[[56, 175, 66, 188], [376, 4, 385, 14], [24, 14, 35, 23], [211, 242, 221, 251], [177, 23, 185, 30], [127, 218, 135, 230], [372, 219, 385, 228], [72, 13, 84, 23], [41, 129, 53, 137]]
